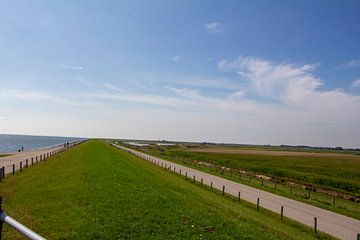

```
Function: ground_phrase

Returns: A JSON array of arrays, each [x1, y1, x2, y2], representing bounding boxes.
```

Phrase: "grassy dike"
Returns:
[[0, 140, 332, 239]]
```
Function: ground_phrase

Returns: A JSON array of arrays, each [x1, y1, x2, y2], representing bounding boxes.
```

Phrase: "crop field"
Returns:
[[122, 142, 360, 220], [0, 140, 331, 239]]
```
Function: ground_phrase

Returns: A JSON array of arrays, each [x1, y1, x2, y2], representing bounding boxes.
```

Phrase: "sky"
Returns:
[[0, 0, 360, 148]]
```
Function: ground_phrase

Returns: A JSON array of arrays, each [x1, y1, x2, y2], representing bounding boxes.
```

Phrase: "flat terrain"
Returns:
[[124, 143, 360, 220], [0, 140, 330, 239], [190, 147, 360, 159]]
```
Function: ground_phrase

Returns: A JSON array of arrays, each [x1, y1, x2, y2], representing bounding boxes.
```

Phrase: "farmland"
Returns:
[[120, 142, 360, 220], [0, 140, 331, 239]]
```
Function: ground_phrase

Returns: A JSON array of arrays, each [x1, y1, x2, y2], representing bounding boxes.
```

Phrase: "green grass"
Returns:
[[122, 143, 360, 220], [0, 154, 11, 158], [0, 140, 332, 239], [159, 150, 360, 194]]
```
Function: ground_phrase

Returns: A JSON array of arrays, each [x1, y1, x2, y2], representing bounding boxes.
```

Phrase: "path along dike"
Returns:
[[0, 141, 83, 177], [111, 142, 360, 240]]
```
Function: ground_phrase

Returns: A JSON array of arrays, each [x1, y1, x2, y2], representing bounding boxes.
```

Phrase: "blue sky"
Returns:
[[1, 0, 360, 147]]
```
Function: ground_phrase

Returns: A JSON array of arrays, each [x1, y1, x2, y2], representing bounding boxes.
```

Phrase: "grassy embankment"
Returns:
[[124, 143, 360, 220], [0, 140, 331, 239]]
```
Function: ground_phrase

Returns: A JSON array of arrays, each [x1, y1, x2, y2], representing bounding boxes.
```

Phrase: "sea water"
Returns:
[[0, 134, 85, 153]]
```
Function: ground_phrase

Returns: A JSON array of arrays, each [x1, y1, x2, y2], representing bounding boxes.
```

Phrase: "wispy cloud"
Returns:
[[132, 12, 139, 16], [102, 83, 125, 93], [337, 58, 360, 69], [167, 56, 182, 62], [48, 79, 63, 86], [351, 79, 360, 88], [0, 116, 6, 121], [205, 22, 226, 35], [73, 77, 93, 86], [218, 55, 360, 112], [58, 63, 83, 71]]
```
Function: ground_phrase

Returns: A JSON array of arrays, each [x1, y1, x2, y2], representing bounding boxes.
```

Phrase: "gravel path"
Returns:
[[112, 143, 360, 240]]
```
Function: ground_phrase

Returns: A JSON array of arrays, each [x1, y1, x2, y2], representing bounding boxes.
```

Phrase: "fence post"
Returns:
[[314, 217, 317, 234], [238, 191, 241, 201], [31, 158, 33, 167], [193, 175, 195, 183], [179, 169, 181, 175], [357, 233, 360, 240], [222, 186, 225, 196], [26, 159, 28, 168], [201, 178, 203, 187], [12, 164, 15, 175], [281, 206, 284, 220], [261, 178, 264, 186], [211, 181, 213, 190], [20, 162, 22, 172], [0, 196, 3, 239], [185, 172, 187, 178], [256, 198, 260, 211]]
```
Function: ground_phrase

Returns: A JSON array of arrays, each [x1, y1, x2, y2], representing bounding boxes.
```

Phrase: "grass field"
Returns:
[[122, 143, 360, 220], [0, 140, 331, 239], [0, 154, 11, 158]]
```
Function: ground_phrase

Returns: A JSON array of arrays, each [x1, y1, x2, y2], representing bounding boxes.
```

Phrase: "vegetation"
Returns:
[[0, 140, 331, 239], [121, 143, 360, 220]]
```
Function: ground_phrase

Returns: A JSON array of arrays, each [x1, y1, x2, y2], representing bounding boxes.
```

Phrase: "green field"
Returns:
[[123, 143, 360, 220], [0, 154, 11, 158], [0, 140, 331, 239]]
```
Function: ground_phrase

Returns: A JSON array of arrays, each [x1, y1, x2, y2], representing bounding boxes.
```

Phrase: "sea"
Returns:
[[0, 134, 86, 153]]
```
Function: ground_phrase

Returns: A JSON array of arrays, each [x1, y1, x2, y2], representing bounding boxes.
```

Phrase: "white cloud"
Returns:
[[73, 77, 93, 85], [0, 116, 6, 121], [205, 22, 226, 35], [218, 55, 360, 111], [59, 63, 83, 71], [132, 12, 139, 16], [167, 56, 182, 62], [351, 79, 360, 88], [338, 59, 360, 69], [102, 83, 125, 93]]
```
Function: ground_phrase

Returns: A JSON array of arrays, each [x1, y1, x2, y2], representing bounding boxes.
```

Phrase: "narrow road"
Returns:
[[111, 143, 360, 240], [0, 141, 81, 176]]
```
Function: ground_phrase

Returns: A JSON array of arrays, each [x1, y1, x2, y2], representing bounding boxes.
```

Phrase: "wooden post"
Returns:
[[193, 175, 195, 183], [314, 217, 317, 234], [281, 206, 284, 220], [261, 178, 264, 186], [201, 178, 203, 187], [20, 162, 22, 171], [173, 167, 176, 173], [211, 181, 213, 190], [185, 172, 187, 178], [12, 164, 15, 175], [36, 156, 38, 163], [26, 159, 28, 168], [222, 185, 225, 196], [1, 167, 4, 180], [357, 233, 360, 240], [256, 198, 260, 211], [238, 191, 241, 201], [180, 169, 182, 175], [31, 157, 34, 166]]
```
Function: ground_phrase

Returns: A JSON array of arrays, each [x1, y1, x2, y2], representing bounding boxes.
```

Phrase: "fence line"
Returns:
[[110, 142, 360, 240]]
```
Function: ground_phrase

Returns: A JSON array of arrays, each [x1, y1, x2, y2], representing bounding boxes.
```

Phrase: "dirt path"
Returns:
[[112, 143, 360, 240]]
